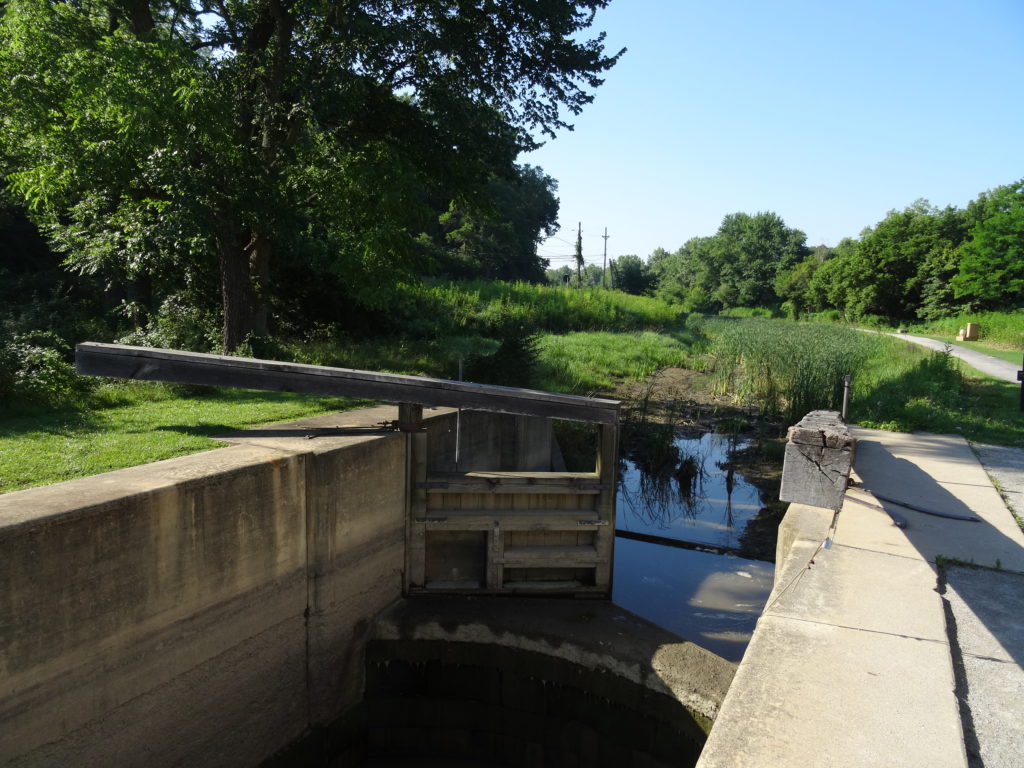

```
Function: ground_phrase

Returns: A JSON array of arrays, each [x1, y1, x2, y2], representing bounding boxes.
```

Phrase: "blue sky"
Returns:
[[524, 0, 1024, 269]]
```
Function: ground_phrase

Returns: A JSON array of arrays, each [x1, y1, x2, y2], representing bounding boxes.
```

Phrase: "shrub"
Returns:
[[718, 306, 782, 319], [0, 331, 93, 410], [117, 295, 221, 352]]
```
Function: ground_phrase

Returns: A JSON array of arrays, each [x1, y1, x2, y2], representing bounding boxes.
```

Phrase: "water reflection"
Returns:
[[613, 430, 776, 661], [618, 431, 764, 550]]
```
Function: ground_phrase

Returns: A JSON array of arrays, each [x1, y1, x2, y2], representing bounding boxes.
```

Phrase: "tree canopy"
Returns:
[[643, 179, 1024, 323], [0, 0, 622, 350]]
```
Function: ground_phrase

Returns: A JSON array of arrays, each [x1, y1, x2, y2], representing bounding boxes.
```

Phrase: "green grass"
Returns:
[[1, 281, 689, 493], [535, 331, 696, 394], [395, 280, 684, 337], [0, 382, 367, 494], [8, 293, 1024, 494], [857, 359, 1024, 447]]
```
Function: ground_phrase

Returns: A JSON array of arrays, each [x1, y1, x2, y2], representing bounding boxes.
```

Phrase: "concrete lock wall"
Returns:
[[0, 405, 555, 767]]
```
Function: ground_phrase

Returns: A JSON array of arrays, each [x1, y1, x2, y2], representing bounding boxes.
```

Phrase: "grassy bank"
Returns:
[[7, 288, 1024, 494], [535, 330, 697, 394]]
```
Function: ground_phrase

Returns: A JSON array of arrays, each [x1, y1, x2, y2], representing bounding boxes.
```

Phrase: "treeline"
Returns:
[[593, 179, 1024, 323]]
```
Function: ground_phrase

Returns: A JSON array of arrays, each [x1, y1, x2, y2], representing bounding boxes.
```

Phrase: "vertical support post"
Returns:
[[398, 403, 423, 433], [405, 431, 428, 592], [593, 418, 619, 593], [400, 403, 427, 593]]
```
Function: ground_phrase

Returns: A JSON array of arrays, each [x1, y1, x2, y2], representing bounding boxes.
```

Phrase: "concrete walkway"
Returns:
[[885, 332, 1021, 383], [697, 427, 1024, 768]]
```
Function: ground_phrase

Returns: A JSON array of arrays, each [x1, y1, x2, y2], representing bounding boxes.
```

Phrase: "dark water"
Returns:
[[612, 432, 775, 662]]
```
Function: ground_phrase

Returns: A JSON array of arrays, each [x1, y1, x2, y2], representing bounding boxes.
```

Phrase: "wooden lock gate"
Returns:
[[76, 343, 620, 598]]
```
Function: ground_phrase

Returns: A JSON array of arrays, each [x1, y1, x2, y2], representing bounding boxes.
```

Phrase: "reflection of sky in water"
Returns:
[[613, 538, 773, 662], [613, 432, 774, 662], [617, 432, 764, 550]]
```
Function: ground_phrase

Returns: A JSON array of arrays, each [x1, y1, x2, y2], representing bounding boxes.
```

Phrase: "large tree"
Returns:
[[848, 200, 967, 320], [608, 253, 652, 295], [0, 0, 621, 350], [953, 180, 1024, 309]]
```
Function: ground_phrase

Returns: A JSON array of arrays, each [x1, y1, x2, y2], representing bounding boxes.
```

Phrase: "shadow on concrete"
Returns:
[[852, 439, 1024, 571], [942, 566, 1024, 768], [854, 445, 979, 521], [943, 565, 1024, 673]]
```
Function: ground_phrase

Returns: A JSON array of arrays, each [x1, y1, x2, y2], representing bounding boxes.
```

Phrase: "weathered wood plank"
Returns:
[[499, 581, 603, 594], [593, 423, 618, 588], [75, 342, 620, 424], [486, 523, 502, 590], [422, 471, 606, 495], [418, 519, 606, 532], [779, 410, 857, 510], [499, 546, 601, 566]]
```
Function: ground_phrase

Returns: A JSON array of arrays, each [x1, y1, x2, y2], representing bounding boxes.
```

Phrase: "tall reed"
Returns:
[[703, 318, 883, 424]]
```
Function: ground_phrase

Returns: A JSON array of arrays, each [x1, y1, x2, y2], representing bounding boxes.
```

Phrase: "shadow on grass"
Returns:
[[0, 407, 101, 439]]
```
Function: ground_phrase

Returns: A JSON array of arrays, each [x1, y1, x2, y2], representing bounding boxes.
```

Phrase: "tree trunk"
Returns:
[[217, 228, 256, 353], [217, 227, 273, 352]]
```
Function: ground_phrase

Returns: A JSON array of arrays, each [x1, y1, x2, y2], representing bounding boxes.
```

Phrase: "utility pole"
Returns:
[[574, 222, 583, 288], [601, 228, 609, 289]]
